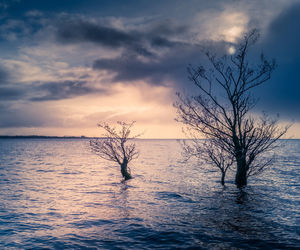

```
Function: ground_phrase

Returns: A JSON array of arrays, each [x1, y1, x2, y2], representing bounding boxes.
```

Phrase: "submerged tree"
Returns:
[[182, 137, 234, 185], [175, 29, 289, 187], [90, 121, 140, 180]]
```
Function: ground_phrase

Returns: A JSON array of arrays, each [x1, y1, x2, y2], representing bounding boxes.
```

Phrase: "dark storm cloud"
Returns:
[[0, 67, 24, 101], [93, 41, 229, 87], [93, 49, 192, 86], [149, 21, 188, 37], [55, 18, 154, 57], [254, 3, 300, 119], [0, 80, 108, 103], [0, 66, 9, 84], [150, 36, 178, 48], [0, 86, 24, 100], [265, 3, 300, 59], [54, 16, 190, 58], [56, 19, 135, 46], [30, 80, 107, 101]]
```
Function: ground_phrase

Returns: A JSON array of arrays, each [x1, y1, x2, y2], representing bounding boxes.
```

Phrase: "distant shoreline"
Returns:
[[0, 136, 298, 140], [0, 135, 96, 139]]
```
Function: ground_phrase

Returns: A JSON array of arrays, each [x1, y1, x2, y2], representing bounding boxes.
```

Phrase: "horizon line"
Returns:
[[0, 135, 299, 140]]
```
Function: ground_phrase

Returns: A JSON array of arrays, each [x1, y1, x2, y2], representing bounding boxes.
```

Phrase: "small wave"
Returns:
[[156, 191, 196, 203], [36, 169, 55, 173], [69, 219, 115, 229], [60, 171, 83, 175]]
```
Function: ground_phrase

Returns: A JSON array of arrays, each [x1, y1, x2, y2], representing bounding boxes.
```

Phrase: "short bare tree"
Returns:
[[175, 29, 290, 187], [90, 121, 140, 180], [182, 136, 234, 185]]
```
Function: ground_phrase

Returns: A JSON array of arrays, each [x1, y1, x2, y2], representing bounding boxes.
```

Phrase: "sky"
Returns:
[[0, 0, 299, 138]]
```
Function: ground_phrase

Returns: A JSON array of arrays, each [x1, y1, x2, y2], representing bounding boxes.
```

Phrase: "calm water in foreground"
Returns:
[[0, 139, 299, 249]]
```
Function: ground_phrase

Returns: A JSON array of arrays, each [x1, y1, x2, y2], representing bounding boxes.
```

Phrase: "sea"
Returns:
[[0, 138, 299, 249]]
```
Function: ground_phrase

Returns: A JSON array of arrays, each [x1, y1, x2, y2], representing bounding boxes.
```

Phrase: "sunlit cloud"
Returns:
[[193, 9, 249, 43]]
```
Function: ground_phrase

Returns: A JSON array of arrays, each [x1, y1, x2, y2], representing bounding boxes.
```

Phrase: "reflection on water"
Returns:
[[0, 139, 299, 249]]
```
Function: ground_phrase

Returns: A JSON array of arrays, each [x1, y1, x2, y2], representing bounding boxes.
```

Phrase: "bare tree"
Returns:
[[182, 136, 234, 185], [175, 29, 290, 187], [90, 121, 140, 180]]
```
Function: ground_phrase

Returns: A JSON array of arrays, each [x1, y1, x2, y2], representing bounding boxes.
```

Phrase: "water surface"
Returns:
[[0, 139, 299, 249]]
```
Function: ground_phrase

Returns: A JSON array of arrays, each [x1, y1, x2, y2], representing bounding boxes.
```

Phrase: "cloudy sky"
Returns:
[[0, 0, 299, 138]]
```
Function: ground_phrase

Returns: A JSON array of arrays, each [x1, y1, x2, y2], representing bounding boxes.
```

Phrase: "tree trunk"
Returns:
[[221, 171, 225, 186], [120, 157, 131, 180], [235, 158, 247, 187]]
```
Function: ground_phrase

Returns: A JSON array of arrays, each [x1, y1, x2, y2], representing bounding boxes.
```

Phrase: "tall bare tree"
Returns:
[[175, 29, 289, 187], [90, 121, 140, 180]]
